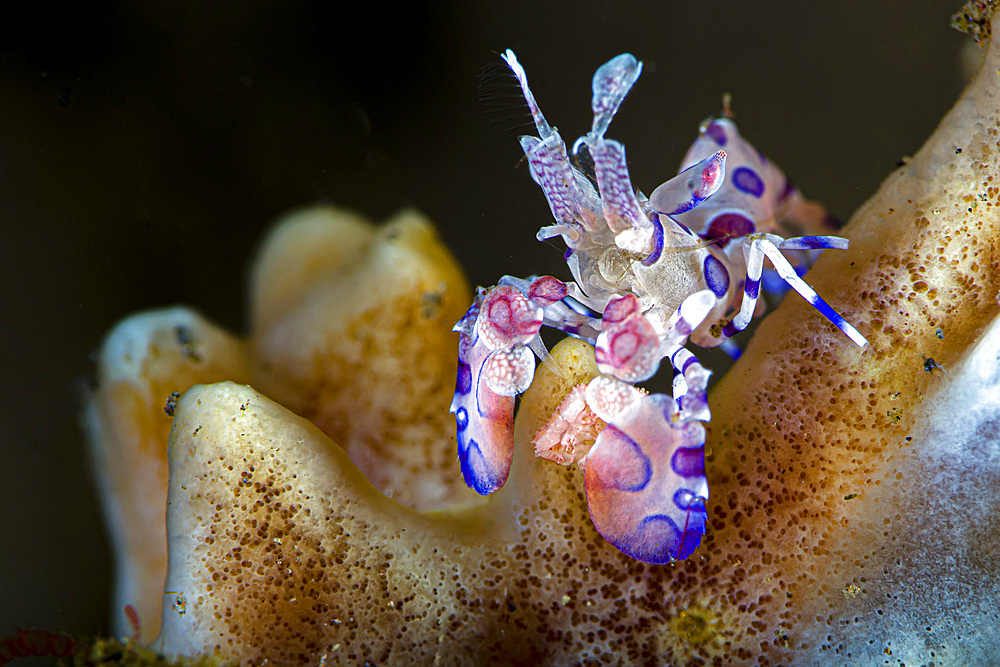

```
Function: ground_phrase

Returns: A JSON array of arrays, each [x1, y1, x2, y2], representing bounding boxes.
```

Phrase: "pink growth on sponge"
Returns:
[[533, 384, 604, 466]]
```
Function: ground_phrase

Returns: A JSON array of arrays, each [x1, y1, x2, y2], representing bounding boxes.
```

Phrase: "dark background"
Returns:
[[0, 1, 967, 640]]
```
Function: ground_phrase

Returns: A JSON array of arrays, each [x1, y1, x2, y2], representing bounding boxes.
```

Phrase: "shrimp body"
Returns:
[[449, 50, 866, 564]]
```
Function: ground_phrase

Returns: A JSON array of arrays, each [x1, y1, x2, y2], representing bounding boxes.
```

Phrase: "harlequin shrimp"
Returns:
[[450, 50, 867, 565]]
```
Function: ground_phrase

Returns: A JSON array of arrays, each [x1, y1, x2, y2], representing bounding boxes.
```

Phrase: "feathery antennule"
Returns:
[[501, 50, 555, 140], [477, 59, 536, 136]]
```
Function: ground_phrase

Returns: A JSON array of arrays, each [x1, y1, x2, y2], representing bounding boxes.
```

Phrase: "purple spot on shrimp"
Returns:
[[745, 277, 760, 300], [564, 248, 573, 260], [794, 237, 835, 250], [732, 166, 765, 198], [704, 121, 727, 146], [681, 355, 696, 373], [642, 214, 665, 266], [626, 515, 682, 564], [460, 436, 501, 495], [598, 425, 652, 492], [673, 488, 706, 511], [671, 445, 705, 478], [456, 360, 472, 395], [704, 213, 755, 244], [703, 255, 730, 298]]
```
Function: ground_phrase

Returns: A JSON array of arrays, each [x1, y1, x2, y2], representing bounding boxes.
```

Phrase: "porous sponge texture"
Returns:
[[250, 209, 475, 511], [84, 207, 474, 644]]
